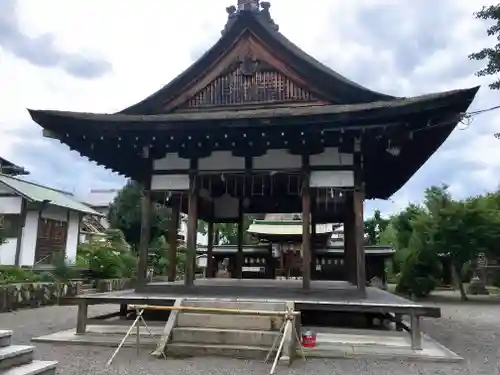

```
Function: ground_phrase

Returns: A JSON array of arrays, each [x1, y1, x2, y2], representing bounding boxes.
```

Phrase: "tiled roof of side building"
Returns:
[[0, 174, 102, 216]]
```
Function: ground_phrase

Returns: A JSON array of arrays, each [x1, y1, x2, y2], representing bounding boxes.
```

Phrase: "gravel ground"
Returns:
[[0, 295, 499, 375]]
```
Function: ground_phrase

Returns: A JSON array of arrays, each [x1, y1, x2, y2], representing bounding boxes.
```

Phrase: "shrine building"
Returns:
[[28, 0, 478, 296]]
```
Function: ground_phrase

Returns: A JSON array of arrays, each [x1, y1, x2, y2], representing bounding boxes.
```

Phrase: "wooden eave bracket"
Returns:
[[42, 129, 60, 140]]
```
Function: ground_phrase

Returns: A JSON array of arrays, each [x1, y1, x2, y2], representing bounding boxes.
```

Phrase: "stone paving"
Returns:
[[0, 293, 498, 375]]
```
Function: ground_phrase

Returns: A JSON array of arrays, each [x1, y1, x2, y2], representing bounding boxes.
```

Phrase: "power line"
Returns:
[[465, 104, 500, 117]]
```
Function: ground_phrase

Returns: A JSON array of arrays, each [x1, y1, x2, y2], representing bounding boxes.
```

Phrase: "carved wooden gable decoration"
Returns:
[[175, 57, 320, 110]]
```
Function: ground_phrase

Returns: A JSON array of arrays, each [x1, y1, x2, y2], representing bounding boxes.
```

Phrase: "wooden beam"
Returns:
[[167, 204, 180, 282], [185, 173, 198, 286]]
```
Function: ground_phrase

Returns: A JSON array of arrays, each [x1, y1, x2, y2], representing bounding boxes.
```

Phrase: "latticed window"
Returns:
[[0, 215, 20, 238]]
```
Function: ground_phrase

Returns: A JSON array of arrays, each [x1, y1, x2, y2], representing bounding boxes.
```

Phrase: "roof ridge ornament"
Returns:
[[237, 0, 260, 12], [222, 1, 279, 35]]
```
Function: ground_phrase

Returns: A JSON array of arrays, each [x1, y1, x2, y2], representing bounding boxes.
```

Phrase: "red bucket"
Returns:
[[302, 330, 317, 348]]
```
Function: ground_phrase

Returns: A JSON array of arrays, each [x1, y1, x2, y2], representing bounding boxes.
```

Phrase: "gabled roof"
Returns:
[[0, 174, 102, 216], [120, 3, 397, 115], [0, 156, 29, 176]]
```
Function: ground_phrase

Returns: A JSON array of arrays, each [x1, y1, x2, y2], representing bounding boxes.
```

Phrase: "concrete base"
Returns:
[[32, 324, 462, 363], [304, 327, 462, 363]]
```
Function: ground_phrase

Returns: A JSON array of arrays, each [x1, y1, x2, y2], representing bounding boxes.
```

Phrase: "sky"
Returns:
[[0, 0, 499, 218]]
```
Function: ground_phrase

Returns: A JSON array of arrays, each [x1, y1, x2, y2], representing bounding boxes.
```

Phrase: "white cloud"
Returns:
[[1, 0, 499, 217]]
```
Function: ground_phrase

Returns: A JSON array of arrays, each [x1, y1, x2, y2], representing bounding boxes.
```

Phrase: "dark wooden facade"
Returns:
[[34, 218, 68, 264], [28, 1, 478, 295], [198, 245, 393, 283]]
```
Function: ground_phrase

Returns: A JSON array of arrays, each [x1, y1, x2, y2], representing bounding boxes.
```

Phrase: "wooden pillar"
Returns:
[[167, 202, 180, 282], [206, 221, 214, 278], [185, 174, 198, 287], [310, 201, 317, 280], [301, 168, 311, 290], [137, 180, 152, 286], [344, 193, 357, 284], [353, 138, 366, 295], [236, 201, 244, 279]]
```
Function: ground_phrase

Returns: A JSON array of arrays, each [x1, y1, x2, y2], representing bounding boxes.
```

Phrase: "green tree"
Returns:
[[197, 216, 257, 245], [378, 223, 396, 245], [429, 198, 500, 300], [389, 204, 425, 274], [364, 209, 389, 245], [469, 4, 500, 90], [396, 212, 441, 298], [394, 185, 500, 300], [108, 180, 170, 250]]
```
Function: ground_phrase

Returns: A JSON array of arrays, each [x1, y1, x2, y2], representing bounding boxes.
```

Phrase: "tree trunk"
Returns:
[[451, 262, 468, 301]]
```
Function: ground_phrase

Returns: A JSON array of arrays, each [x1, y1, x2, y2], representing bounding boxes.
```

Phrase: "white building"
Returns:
[[0, 174, 101, 266]]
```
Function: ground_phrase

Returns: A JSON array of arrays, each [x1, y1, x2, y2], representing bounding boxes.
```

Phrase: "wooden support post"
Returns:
[[76, 301, 88, 335], [353, 139, 366, 295], [301, 169, 311, 290], [410, 313, 422, 350], [236, 201, 244, 279], [344, 193, 357, 285], [137, 182, 152, 286], [185, 174, 198, 287], [167, 203, 180, 282], [310, 202, 317, 280], [206, 221, 214, 278]]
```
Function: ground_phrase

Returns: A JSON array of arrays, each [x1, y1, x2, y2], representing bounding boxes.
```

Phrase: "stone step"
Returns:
[[0, 330, 13, 347], [177, 313, 277, 331], [172, 327, 278, 347], [182, 299, 287, 311], [3, 360, 58, 375], [167, 342, 273, 359], [0, 345, 34, 371]]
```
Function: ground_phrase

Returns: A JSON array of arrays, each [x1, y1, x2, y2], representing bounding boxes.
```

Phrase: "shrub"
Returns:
[[0, 266, 39, 285], [51, 252, 78, 281], [37, 271, 56, 282], [77, 229, 137, 280], [396, 248, 440, 298]]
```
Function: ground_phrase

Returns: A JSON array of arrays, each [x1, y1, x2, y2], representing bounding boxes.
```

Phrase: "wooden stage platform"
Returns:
[[69, 279, 440, 317], [64, 279, 439, 351]]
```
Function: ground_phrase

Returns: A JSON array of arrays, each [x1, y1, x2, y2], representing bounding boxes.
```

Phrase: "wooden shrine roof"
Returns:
[[26, 2, 480, 201], [28, 87, 478, 133]]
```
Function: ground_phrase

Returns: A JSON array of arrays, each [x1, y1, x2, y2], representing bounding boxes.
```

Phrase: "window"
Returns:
[[0, 215, 20, 238]]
